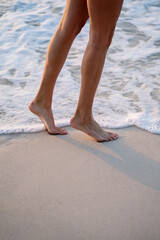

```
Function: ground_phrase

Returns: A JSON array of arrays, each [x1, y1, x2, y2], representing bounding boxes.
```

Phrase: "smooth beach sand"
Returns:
[[0, 126, 160, 240]]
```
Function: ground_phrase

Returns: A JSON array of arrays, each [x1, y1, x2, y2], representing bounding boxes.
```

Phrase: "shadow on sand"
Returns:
[[61, 133, 160, 192]]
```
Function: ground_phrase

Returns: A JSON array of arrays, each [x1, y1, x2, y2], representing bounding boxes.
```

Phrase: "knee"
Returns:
[[74, 21, 87, 36], [90, 27, 115, 50], [59, 19, 87, 40]]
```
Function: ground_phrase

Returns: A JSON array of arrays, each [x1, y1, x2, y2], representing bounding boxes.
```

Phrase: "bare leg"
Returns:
[[28, 0, 88, 134], [70, 0, 124, 142]]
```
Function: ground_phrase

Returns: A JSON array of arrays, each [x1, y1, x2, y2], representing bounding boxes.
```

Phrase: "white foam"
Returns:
[[0, 0, 160, 135]]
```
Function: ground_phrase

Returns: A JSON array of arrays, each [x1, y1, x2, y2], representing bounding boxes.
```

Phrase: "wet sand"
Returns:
[[0, 126, 160, 240]]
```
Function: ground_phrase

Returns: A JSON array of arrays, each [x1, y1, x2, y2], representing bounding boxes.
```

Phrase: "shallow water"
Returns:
[[0, 0, 160, 134]]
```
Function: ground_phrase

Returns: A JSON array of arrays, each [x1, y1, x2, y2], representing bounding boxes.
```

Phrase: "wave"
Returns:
[[0, 115, 159, 135]]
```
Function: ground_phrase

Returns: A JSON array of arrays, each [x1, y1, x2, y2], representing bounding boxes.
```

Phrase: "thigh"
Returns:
[[87, 0, 124, 31], [60, 0, 89, 30]]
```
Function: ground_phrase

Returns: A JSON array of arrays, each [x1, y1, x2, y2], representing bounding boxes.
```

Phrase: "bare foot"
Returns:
[[28, 100, 68, 135], [70, 114, 118, 142]]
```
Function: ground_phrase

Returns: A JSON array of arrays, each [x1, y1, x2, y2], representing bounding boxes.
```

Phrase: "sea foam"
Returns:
[[0, 0, 160, 134]]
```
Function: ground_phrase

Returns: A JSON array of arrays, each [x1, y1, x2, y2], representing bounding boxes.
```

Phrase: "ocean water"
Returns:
[[0, 0, 160, 134]]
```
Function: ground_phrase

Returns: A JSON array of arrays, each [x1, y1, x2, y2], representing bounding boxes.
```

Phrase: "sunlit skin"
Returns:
[[28, 0, 124, 142]]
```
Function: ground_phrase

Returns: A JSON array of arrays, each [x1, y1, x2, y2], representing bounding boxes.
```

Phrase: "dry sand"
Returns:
[[0, 126, 160, 240]]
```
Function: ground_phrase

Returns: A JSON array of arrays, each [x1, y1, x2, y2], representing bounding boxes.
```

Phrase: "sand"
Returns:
[[0, 126, 160, 240]]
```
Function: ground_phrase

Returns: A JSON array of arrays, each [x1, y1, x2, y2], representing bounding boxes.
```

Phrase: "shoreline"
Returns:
[[0, 120, 160, 135]]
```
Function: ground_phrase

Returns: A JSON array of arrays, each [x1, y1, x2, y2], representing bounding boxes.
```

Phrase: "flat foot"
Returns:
[[70, 115, 118, 142], [28, 100, 68, 135]]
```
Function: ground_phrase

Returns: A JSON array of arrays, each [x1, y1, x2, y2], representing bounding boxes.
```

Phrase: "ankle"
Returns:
[[74, 108, 93, 124], [32, 97, 51, 110]]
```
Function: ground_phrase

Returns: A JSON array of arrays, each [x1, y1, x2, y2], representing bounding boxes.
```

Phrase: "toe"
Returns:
[[97, 137, 110, 142], [47, 127, 66, 135], [110, 135, 118, 140], [105, 134, 118, 141], [97, 136, 106, 142], [48, 130, 60, 135], [109, 132, 118, 140], [108, 137, 114, 141], [113, 133, 119, 139], [103, 133, 113, 141], [109, 132, 118, 137], [97, 139, 105, 142], [56, 127, 68, 135]]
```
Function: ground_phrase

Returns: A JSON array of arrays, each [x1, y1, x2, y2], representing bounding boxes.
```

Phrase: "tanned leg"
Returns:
[[28, 0, 88, 134], [70, 0, 124, 142]]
